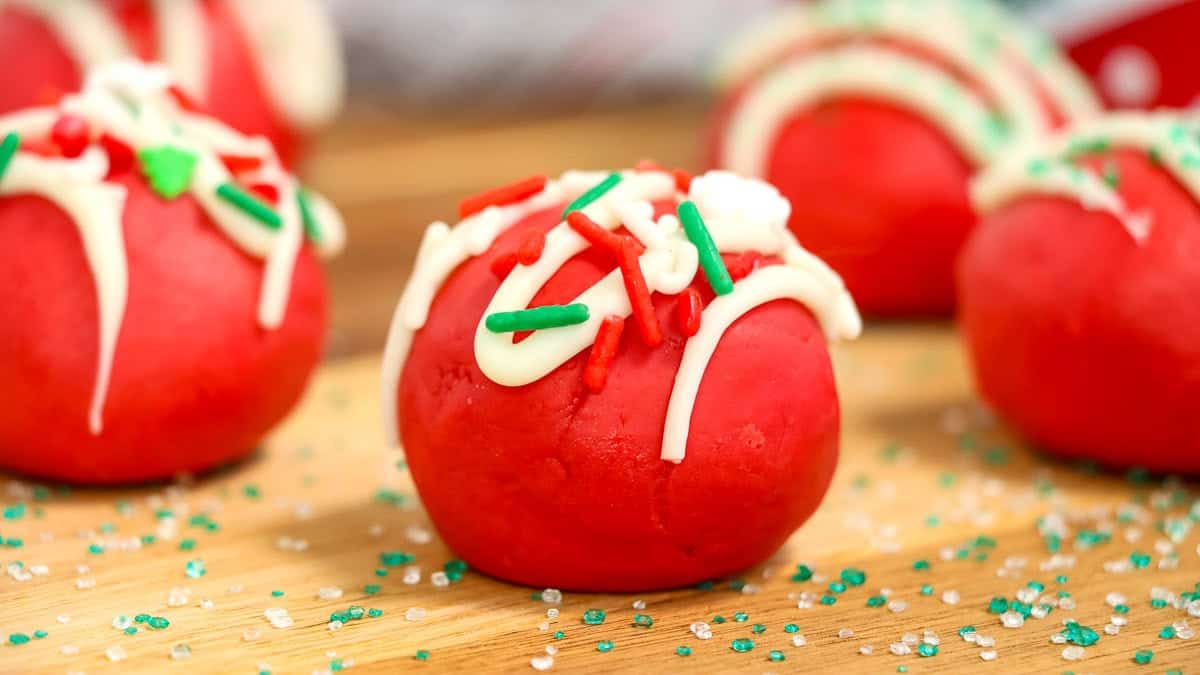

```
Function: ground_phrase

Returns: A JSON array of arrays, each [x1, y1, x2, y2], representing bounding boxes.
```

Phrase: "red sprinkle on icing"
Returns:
[[458, 174, 547, 219], [20, 138, 61, 158], [726, 251, 765, 282], [584, 315, 625, 393], [219, 153, 263, 175], [617, 238, 661, 347], [248, 182, 280, 205], [565, 211, 624, 255], [517, 229, 546, 265], [99, 133, 134, 177], [634, 158, 664, 172], [167, 84, 203, 113], [672, 168, 693, 193], [491, 251, 519, 280], [676, 287, 703, 337], [50, 114, 89, 158]]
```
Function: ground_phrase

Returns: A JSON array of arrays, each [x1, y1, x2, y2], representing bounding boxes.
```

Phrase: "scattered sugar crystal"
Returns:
[[1031, 605, 1049, 619], [901, 633, 919, 646], [1189, 599, 1200, 618], [318, 587, 343, 600], [1049, 633, 1067, 644], [541, 589, 562, 604], [403, 566, 421, 585], [1104, 624, 1119, 636], [980, 649, 997, 661], [170, 644, 192, 660], [1001, 612, 1024, 629], [923, 631, 940, 645], [199, 598, 214, 609], [328, 620, 343, 631], [545, 646, 558, 656], [976, 635, 996, 648], [112, 615, 132, 630], [60, 645, 79, 656], [431, 571, 449, 587], [243, 629, 261, 642], [530, 655, 554, 671], [405, 607, 427, 621], [75, 577, 96, 590], [106, 645, 128, 662], [791, 634, 807, 647], [1058, 597, 1077, 610], [887, 600, 907, 613], [76, 565, 90, 575], [632, 600, 645, 610], [962, 631, 978, 643], [1016, 588, 1037, 604], [741, 584, 761, 595], [859, 645, 874, 655], [30, 564, 48, 576], [405, 525, 432, 544], [1111, 615, 1128, 626], [696, 627, 713, 640], [546, 608, 559, 619], [56, 615, 70, 624], [1061, 645, 1085, 661], [941, 590, 960, 605], [890, 643, 911, 656], [838, 628, 855, 639], [537, 622, 550, 631]]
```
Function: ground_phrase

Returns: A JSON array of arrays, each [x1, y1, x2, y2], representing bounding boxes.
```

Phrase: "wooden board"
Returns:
[[1, 324, 1197, 674]]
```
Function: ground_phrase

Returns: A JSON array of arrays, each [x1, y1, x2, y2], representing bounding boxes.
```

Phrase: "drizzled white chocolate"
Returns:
[[0, 62, 345, 434], [381, 170, 861, 463]]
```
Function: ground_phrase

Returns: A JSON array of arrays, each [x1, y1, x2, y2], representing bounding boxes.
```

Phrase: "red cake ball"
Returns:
[[383, 167, 861, 591], [0, 62, 346, 483], [960, 113, 1200, 473], [0, 0, 344, 164], [709, 0, 1101, 316]]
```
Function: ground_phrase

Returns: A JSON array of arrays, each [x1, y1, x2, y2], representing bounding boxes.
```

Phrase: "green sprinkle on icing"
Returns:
[[678, 200, 733, 296], [485, 304, 589, 333], [215, 182, 282, 229], [562, 173, 622, 217]]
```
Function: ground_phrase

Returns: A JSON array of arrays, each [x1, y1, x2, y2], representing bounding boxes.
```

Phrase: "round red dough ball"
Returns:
[[0, 172, 328, 484], [397, 202, 841, 591], [958, 149, 1200, 473], [0, 1, 300, 163]]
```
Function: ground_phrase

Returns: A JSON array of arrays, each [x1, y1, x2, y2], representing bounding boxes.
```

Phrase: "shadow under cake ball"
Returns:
[[0, 62, 345, 483], [383, 167, 861, 591], [0, 0, 343, 164], [961, 113, 1200, 474], [708, 0, 1101, 316]]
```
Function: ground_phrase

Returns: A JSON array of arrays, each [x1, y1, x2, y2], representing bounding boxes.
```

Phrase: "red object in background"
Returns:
[[0, 172, 329, 484], [397, 201, 840, 591], [957, 149, 1200, 474], [0, 0, 339, 164], [1042, 0, 1200, 109]]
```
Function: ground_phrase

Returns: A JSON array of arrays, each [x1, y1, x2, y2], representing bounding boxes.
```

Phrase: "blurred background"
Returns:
[[307, 0, 1200, 356]]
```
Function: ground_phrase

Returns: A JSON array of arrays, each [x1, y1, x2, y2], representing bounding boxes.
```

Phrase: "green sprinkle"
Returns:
[[380, 551, 415, 567], [730, 638, 754, 653], [444, 559, 469, 575], [596, 640, 615, 653], [711, 615, 726, 624], [135, 614, 150, 623], [485, 304, 589, 333], [364, 584, 381, 595], [633, 614, 653, 628], [582, 608, 606, 625], [297, 188, 322, 242], [912, 559, 930, 571], [1132, 649, 1153, 665], [562, 173, 622, 217], [1151, 598, 1167, 609], [553, 631, 565, 640], [215, 182, 281, 229], [1115, 604, 1130, 614], [243, 484, 261, 499], [124, 626, 138, 635], [179, 538, 196, 551], [1026, 157, 1052, 176], [271, 590, 284, 598], [375, 568, 388, 577], [1028, 580, 1045, 592], [866, 595, 886, 607], [675, 645, 692, 656], [828, 581, 847, 594], [0, 132, 20, 182], [959, 625, 976, 636], [920, 584, 934, 596], [1055, 575, 1068, 584], [751, 623, 766, 634], [1103, 160, 1120, 188], [330, 658, 344, 672], [988, 597, 1009, 614], [1159, 625, 1176, 639], [1130, 551, 1152, 568], [695, 580, 715, 590], [368, 608, 383, 618], [147, 616, 170, 630], [784, 623, 799, 633], [32, 630, 46, 640], [8, 633, 30, 646], [733, 611, 749, 622], [87, 543, 104, 555], [819, 595, 837, 605], [768, 649, 785, 662], [678, 200, 733, 295], [185, 559, 205, 578], [4, 538, 23, 548], [792, 564, 814, 582], [414, 649, 430, 661], [917, 643, 938, 657], [897, 667, 908, 673], [348, 606, 365, 620], [138, 145, 197, 199]]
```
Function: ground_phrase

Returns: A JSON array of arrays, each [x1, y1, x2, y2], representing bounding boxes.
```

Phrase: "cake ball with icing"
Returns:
[[709, 0, 1101, 316], [383, 165, 861, 591], [961, 113, 1200, 473], [0, 0, 344, 164], [0, 62, 345, 483]]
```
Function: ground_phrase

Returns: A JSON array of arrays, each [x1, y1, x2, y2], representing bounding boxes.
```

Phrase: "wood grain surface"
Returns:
[[2, 324, 1197, 674]]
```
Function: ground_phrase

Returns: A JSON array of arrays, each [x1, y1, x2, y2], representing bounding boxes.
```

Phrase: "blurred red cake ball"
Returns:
[[0, 62, 345, 483], [0, 0, 344, 164], [960, 113, 1200, 474], [382, 166, 861, 591], [708, 0, 1102, 316]]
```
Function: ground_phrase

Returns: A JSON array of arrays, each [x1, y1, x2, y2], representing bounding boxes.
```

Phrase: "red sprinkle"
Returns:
[[458, 174, 547, 219], [672, 168, 693, 193], [167, 85, 203, 113], [490, 251, 519, 279], [517, 229, 546, 265], [676, 287, 703, 337], [20, 139, 61, 158], [584, 315, 625, 393], [565, 211, 622, 253], [617, 238, 662, 347], [51, 114, 90, 158], [726, 251, 765, 282], [219, 153, 263, 175], [248, 182, 280, 204], [99, 133, 134, 177]]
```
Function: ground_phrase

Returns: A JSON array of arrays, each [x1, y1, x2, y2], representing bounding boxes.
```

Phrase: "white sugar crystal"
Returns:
[[980, 649, 998, 661], [430, 571, 449, 587], [405, 607, 427, 621], [887, 600, 907, 613], [545, 646, 558, 655], [75, 577, 96, 590], [858, 645, 874, 655], [901, 633, 919, 646], [923, 630, 940, 645], [889, 642, 911, 655], [541, 589, 562, 604], [1050, 633, 1068, 644], [546, 608, 559, 619], [791, 634, 807, 647], [1111, 615, 1128, 626], [318, 586, 343, 600], [530, 655, 554, 671], [976, 635, 996, 648], [1061, 645, 1085, 661], [1016, 588, 1038, 604], [741, 583, 761, 595], [537, 621, 550, 631], [243, 629, 261, 642], [56, 615, 70, 624], [941, 590, 961, 605], [170, 643, 192, 660], [632, 600, 646, 610], [405, 525, 432, 544], [1104, 624, 1120, 636], [60, 645, 79, 656], [1001, 611, 1024, 628], [403, 566, 421, 585], [106, 645, 128, 662], [838, 628, 855, 639], [1059, 597, 1077, 610], [112, 615, 132, 630], [367, 524, 384, 537]]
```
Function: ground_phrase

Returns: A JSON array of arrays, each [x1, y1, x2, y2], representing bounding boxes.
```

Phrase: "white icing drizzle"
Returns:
[[0, 62, 345, 433], [715, 0, 1101, 176], [972, 113, 1200, 242], [3, 0, 343, 129], [381, 170, 861, 463]]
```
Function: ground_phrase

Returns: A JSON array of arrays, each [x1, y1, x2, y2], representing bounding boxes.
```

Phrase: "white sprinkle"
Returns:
[[1059, 597, 1077, 610], [859, 645, 874, 655], [890, 643, 911, 656], [318, 586, 344, 600], [328, 620, 343, 631], [838, 628, 855, 639], [1050, 633, 1068, 644], [112, 615, 132, 630], [1016, 588, 1038, 604], [923, 630, 939, 646], [741, 583, 761, 595], [75, 577, 96, 590], [1001, 611, 1024, 629], [170, 643, 192, 660], [405, 524, 432, 544], [431, 571, 450, 587], [976, 635, 996, 648], [1111, 615, 1128, 626], [541, 589, 562, 604], [405, 607, 427, 621], [632, 600, 646, 610], [962, 631, 978, 643], [200, 598, 214, 609], [243, 629, 261, 642], [60, 645, 79, 656], [537, 621, 550, 632], [901, 633, 919, 646], [941, 590, 961, 605], [980, 649, 998, 661], [106, 645, 128, 662], [56, 615, 70, 624], [530, 655, 555, 671], [696, 626, 713, 640], [403, 566, 421, 585], [1061, 645, 1085, 661], [791, 634, 807, 647], [887, 600, 907, 613], [1103, 624, 1120, 636]]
